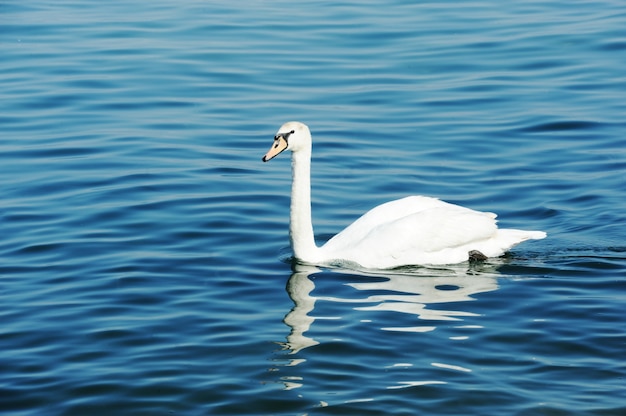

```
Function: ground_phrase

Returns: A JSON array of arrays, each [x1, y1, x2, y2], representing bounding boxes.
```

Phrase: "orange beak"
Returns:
[[262, 136, 288, 162]]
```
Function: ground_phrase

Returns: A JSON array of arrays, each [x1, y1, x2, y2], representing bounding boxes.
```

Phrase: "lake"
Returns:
[[1, 0, 625, 414]]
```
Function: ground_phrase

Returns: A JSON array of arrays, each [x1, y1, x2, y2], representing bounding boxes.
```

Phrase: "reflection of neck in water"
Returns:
[[283, 262, 501, 354], [283, 265, 320, 354]]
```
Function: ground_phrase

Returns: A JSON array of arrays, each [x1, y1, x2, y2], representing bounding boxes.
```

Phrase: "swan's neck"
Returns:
[[290, 148, 321, 262]]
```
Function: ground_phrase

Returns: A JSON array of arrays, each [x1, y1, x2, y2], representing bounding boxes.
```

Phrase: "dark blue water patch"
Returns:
[[513, 57, 572, 72], [421, 94, 510, 109], [599, 39, 626, 51], [62, 78, 119, 90], [16, 93, 85, 111], [517, 120, 604, 134], [556, 255, 626, 275], [3, 141, 104, 160]]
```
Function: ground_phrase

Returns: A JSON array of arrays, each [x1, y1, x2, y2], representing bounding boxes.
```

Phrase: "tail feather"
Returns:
[[499, 228, 546, 249], [518, 230, 547, 241], [480, 229, 546, 258]]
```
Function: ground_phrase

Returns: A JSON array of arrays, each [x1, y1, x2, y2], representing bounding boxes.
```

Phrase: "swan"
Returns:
[[262, 121, 546, 269]]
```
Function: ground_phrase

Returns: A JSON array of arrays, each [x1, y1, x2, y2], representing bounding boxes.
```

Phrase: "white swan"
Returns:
[[262, 121, 546, 269]]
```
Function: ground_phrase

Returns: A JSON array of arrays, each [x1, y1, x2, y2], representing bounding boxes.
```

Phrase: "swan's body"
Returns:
[[263, 121, 546, 269]]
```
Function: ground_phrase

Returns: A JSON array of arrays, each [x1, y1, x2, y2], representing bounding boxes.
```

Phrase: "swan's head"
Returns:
[[262, 121, 311, 162]]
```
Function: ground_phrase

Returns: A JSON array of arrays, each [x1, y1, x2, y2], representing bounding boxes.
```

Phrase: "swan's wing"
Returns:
[[365, 206, 498, 255], [324, 196, 460, 248], [322, 199, 499, 267]]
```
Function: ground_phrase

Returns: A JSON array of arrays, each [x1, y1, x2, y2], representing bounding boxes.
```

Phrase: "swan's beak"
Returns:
[[262, 136, 288, 162]]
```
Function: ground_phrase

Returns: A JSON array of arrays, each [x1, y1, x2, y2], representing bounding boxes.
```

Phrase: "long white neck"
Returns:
[[289, 147, 321, 262]]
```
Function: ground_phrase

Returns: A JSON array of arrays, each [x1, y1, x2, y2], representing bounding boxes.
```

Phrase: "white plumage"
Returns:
[[263, 121, 546, 269]]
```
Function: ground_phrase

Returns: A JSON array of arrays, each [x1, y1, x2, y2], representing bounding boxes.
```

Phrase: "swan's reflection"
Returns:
[[282, 262, 501, 355], [283, 264, 320, 354]]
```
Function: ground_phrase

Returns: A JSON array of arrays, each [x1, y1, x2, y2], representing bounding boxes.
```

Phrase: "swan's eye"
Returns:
[[275, 130, 295, 143]]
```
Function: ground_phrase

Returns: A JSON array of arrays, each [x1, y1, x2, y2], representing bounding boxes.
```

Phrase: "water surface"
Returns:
[[1, 1, 625, 415]]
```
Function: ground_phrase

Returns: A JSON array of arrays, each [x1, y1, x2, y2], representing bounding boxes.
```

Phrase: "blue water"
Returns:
[[2, 0, 625, 414]]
